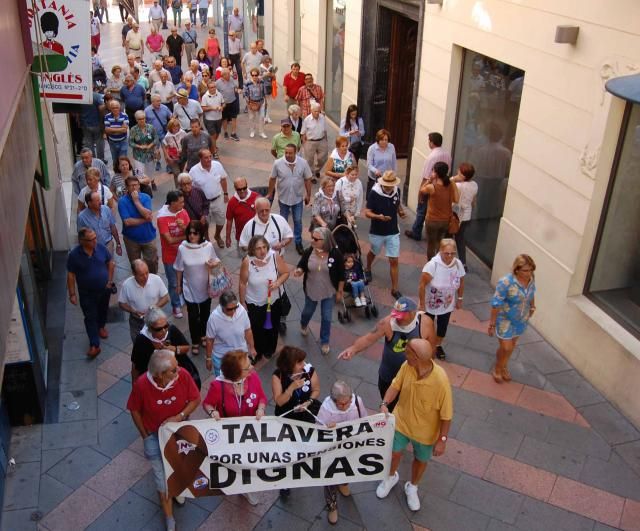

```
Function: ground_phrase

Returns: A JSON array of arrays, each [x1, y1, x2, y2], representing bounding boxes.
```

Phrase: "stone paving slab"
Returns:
[[8, 426, 42, 464], [456, 417, 525, 458], [515, 497, 596, 531], [547, 370, 606, 408], [58, 390, 98, 423], [47, 446, 110, 489], [37, 474, 73, 516], [42, 420, 98, 450], [2, 461, 41, 511], [578, 454, 640, 501], [411, 492, 491, 531], [545, 418, 612, 461], [92, 410, 141, 458], [515, 435, 586, 481], [579, 402, 640, 446], [85, 490, 160, 531]]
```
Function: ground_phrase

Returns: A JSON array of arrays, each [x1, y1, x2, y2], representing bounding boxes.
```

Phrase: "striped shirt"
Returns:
[[421, 146, 452, 181], [104, 112, 129, 142]]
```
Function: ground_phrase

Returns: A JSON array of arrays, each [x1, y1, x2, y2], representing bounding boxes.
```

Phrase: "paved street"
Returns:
[[2, 8, 640, 531]]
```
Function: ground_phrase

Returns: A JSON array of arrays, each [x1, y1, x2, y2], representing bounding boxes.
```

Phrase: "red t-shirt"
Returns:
[[157, 208, 190, 264], [203, 371, 267, 417], [283, 71, 306, 99], [146, 33, 164, 52], [225, 191, 258, 240], [127, 367, 200, 433]]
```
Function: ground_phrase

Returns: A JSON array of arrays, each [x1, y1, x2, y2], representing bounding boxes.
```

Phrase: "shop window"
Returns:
[[324, 0, 345, 123], [587, 103, 640, 337], [451, 50, 524, 266]]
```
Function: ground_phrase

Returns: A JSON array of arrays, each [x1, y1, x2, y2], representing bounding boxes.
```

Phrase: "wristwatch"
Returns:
[[440, 435, 448, 442]]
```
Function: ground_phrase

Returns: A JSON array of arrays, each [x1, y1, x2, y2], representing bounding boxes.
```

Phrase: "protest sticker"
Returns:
[[159, 414, 395, 498]]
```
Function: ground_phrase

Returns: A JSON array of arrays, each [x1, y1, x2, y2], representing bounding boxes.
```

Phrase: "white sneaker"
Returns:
[[359, 296, 367, 306], [259, 132, 268, 139], [354, 297, 362, 307], [376, 471, 399, 499], [264, 116, 272, 124], [173, 308, 183, 319], [404, 481, 420, 511], [249, 131, 255, 138], [243, 492, 259, 506], [300, 326, 309, 336]]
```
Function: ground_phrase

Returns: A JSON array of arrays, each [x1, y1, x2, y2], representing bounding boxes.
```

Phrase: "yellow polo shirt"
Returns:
[[391, 361, 453, 445]]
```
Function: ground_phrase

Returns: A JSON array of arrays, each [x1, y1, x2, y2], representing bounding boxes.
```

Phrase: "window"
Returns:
[[587, 103, 640, 336], [451, 50, 524, 265], [324, 0, 345, 123]]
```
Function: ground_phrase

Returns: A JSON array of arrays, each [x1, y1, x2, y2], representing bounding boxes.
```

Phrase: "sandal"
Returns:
[[501, 366, 512, 381], [491, 365, 503, 383], [191, 344, 200, 355]]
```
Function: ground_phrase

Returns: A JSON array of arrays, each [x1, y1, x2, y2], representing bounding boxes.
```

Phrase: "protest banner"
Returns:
[[159, 413, 395, 498]]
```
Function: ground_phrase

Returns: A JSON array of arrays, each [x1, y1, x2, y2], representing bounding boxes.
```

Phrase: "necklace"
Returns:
[[233, 381, 244, 413], [314, 249, 326, 271]]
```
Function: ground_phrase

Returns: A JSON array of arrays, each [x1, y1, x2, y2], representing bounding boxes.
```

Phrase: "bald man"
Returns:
[[238, 197, 293, 254], [225, 177, 259, 251], [377, 338, 452, 512]]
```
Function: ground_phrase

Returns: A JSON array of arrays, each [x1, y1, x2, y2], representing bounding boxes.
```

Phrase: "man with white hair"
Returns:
[[104, 100, 130, 163], [201, 81, 224, 158], [148, 59, 168, 85], [227, 30, 243, 89], [124, 21, 144, 60], [150, 72, 176, 111], [188, 59, 203, 86], [173, 88, 203, 131], [148, 0, 164, 32], [181, 20, 198, 64], [216, 67, 241, 140], [238, 197, 292, 254], [301, 101, 328, 180], [228, 6, 244, 41], [225, 176, 258, 250], [120, 73, 146, 121], [177, 173, 208, 224]]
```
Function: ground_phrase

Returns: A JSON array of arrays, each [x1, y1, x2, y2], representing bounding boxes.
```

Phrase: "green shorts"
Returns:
[[392, 430, 434, 462]]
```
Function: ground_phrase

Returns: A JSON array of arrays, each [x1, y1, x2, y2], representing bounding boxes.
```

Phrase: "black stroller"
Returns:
[[332, 223, 379, 322]]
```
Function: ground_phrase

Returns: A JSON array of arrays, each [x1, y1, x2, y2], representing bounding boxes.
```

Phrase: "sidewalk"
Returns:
[[3, 12, 640, 531]]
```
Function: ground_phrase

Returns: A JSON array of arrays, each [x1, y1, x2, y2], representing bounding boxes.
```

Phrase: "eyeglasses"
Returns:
[[251, 74, 259, 77], [312, 236, 323, 242], [235, 186, 247, 192], [224, 305, 239, 313], [150, 323, 169, 332]]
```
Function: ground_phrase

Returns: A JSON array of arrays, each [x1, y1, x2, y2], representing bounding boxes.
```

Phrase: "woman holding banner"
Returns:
[[239, 236, 289, 362], [202, 349, 267, 505]]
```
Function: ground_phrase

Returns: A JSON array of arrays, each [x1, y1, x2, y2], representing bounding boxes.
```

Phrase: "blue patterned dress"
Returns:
[[491, 273, 536, 339]]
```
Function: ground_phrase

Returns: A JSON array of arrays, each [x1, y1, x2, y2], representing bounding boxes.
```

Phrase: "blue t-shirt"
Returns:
[[120, 83, 146, 112], [66, 243, 112, 291], [118, 193, 157, 243], [145, 103, 172, 140], [80, 92, 104, 128]]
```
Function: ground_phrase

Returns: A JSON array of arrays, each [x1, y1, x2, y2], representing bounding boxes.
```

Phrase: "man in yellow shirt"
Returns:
[[377, 338, 453, 511]]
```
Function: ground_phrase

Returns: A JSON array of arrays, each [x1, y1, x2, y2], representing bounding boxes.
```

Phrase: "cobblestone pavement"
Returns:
[[3, 9, 640, 531]]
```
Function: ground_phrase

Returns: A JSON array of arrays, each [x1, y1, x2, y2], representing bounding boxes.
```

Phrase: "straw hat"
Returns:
[[377, 170, 401, 187]]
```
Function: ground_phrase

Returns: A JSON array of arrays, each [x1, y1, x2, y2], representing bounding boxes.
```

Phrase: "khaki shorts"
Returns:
[[207, 195, 226, 226]]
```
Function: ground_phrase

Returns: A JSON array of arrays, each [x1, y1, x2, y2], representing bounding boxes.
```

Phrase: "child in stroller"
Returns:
[[344, 253, 366, 307]]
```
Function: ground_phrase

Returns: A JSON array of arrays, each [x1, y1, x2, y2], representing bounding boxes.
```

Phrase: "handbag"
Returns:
[[448, 211, 461, 235], [208, 263, 232, 298], [273, 255, 291, 317], [248, 99, 262, 111], [177, 353, 201, 390]]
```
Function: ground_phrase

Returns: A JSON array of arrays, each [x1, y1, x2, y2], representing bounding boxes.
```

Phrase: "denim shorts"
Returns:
[[143, 433, 167, 493], [369, 233, 400, 258], [392, 430, 434, 462]]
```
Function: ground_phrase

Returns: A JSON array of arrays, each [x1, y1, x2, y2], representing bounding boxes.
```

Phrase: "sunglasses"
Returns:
[[235, 186, 247, 192], [312, 236, 323, 242], [150, 323, 169, 332], [224, 305, 239, 312]]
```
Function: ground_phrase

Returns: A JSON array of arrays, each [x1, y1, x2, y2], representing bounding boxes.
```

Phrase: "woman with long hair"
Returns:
[[339, 104, 365, 162], [421, 161, 459, 260]]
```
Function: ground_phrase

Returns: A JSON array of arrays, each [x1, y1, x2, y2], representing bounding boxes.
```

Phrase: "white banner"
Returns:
[[159, 414, 395, 498], [27, 0, 92, 103]]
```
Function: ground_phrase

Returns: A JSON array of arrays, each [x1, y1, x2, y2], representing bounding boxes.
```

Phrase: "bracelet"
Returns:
[[208, 409, 216, 418], [206, 357, 212, 361], [457, 296, 464, 300], [380, 401, 388, 408], [223, 192, 228, 195], [179, 411, 186, 419]]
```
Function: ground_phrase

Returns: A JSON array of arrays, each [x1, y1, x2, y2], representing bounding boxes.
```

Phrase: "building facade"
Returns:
[[271, 0, 640, 427]]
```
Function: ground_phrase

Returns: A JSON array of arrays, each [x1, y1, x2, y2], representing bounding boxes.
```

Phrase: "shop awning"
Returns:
[[605, 73, 640, 104]]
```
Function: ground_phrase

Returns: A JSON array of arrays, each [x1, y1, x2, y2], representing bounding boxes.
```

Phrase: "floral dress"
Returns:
[[312, 191, 341, 230], [129, 123, 158, 163], [491, 273, 536, 339]]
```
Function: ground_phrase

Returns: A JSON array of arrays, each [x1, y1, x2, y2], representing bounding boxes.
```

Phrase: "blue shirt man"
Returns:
[[77, 191, 121, 256], [120, 78, 146, 118], [145, 100, 172, 141]]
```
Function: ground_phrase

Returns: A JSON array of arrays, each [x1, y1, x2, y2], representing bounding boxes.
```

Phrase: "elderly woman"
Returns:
[[489, 254, 536, 383], [294, 226, 344, 355], [162, 119, 187, 186], [366, 129, 397, 197], [418, 238, 465, 361], [339, 104, 365, 162], [175, 220, 219, 354], [205, 290, 257, 376], [451, 162, 478, 268], [239, 236, 289, 362], [317, 380, 367, 524], [243, 67, 267, 139], [311, 177, 342, 231], [110, 155, 152, 200], [288, 104, 303, 134], [323, 135, 354, 182], [130, 307, 191, 381], [127, 350, 200, 531], [106, 64, 125, 101], [77, 167, 115, 213], [129, 111, 159, 187], [421, 161, 460, 260], [197, 67, 212, 99], [335, 165, 363, 226]]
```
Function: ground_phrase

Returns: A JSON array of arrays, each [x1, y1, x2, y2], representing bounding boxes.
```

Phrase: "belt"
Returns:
[[208, 194, 221, 202], [308, 138, 324, 141]]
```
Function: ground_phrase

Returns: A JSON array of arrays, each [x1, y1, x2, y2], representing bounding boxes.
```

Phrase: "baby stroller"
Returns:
[[332, 223, 379, 322]]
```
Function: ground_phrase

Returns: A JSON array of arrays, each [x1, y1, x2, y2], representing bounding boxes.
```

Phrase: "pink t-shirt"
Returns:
[[203, 372, 267, 417], [146, 33, 164, 52]]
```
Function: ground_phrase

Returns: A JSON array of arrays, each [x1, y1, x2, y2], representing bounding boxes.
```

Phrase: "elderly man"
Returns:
[[128, 349, 200, 531], [228, 6, 244, 40], [377, 338, 452, 511], [186, 60, 203, 87], [181, 118, 213, 170], [104, 100, 130, 164], [181, 20, 198, 64], [120, 74, 146, 121], [121, 15, 135, 48], [201, 81, 225, 157], [118, 176, 158, 273], [189, 149, 228, 246], [124, 21, 144, 60], [283, 62, 305, 107], [268, 144, 312, 255], [119, 259, 169, 341], [145, 95, 172, 143], [166, 27, 184, 67], [124, 53, 141, 76], [132, 66, 149, 92], [295, 72, 324, 117], [238, 197, 292, 254], [148, 59, 168, 86], [67, 228, 115, 357], [77, 191, 122, 256], [241, 42, 263, 83], [173, 88, 203, 132], [225, 177, 258, 250], [216, 67, 241, 140], [301, 101, 328, 180], [177, 172, 208, 223], [148, 0, 164, 32], [271, 118, 301, 158], [226, 30, 243, 89], [71, 148, 111, 196]]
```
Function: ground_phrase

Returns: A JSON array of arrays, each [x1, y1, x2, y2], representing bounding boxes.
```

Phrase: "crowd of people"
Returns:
[[67, 9, 538, 530]]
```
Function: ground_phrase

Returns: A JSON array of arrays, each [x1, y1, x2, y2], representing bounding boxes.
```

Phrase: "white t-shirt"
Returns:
[[118, 274, 169, 314], [206, 304, 251, 358], [422, 254, 465, 315], [335, 176, 363, 216], [455, 180, 478, 222], [238, 214, 293, 254], [79, 184, 113, 207], [201, 91, 225, 121], [189, 161, 227, 200], [244, 250, 281, 305], [173, 241, 218, 303]]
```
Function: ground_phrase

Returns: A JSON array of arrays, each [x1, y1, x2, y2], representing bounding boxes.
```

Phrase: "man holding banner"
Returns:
[[377, 338, 452, 512]]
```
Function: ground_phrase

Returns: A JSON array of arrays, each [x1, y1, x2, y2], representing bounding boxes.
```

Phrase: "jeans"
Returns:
[[143, 434, 167, 493], [279, 200, 303, 245], [410, 200, 428, 239], [82, 126, 105, 161], [108, 139, 128, 165], [300, 294, 334, 346], [185, 299, 211, 345], [78, 288, 111, 347], [349, 279, 365, 298], [189, 9, 197, 24], [199, 7, 208, 25], [163, 262, 182, 309], [172, 7, 182, 26]]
